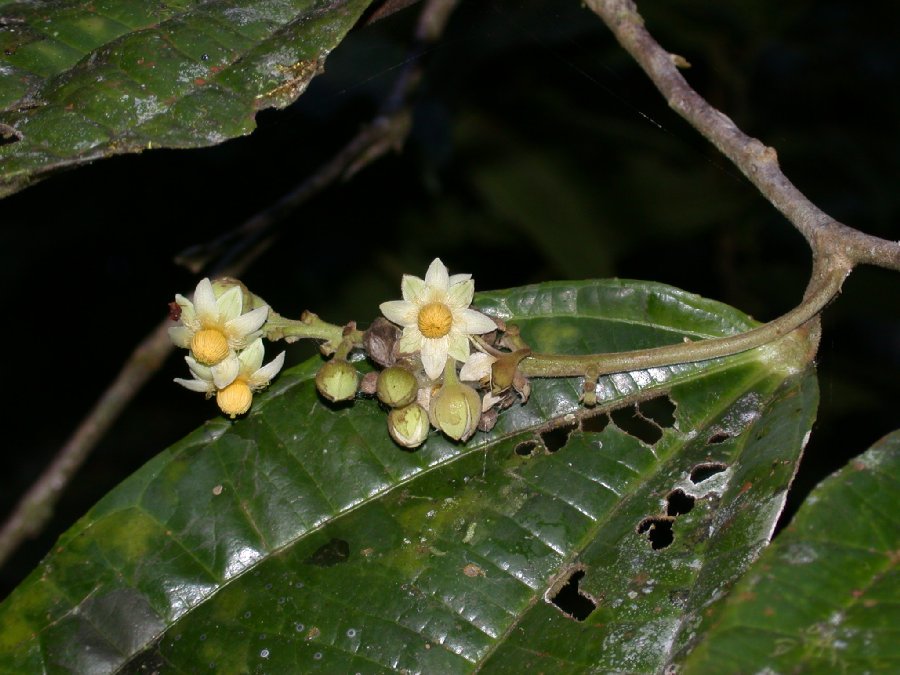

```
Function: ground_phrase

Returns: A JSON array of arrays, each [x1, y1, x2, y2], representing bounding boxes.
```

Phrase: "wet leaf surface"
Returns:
[[0, 0, 375, 196]]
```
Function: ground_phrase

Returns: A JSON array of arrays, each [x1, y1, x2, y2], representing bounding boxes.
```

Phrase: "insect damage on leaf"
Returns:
[[546, 565, 597, 621]]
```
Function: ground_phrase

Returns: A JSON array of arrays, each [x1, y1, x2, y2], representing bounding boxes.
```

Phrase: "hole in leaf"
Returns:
[[638, 394, 676, 429], [690, 462, 727, 484], [0, 125, 21, 147], [666, 489, 695, 516], [515, 440, 540, 456], [610, 407, 662, 445], [637, 516, 675, 549], [581, 413, 609, 433], [547, 568, 596, 621], [707, 432, 731, 445], [305, 538, 350, 567], [540, 421, 577, 453]]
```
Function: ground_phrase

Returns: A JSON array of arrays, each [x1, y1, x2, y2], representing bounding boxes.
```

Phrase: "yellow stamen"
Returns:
[[191, 329, 229, 365], [418, 302, 453, 339], [216, 380, 252, 418]]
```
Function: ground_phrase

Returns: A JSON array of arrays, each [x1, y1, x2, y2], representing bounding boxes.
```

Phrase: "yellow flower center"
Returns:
[[191, 328, 229, 365], [418, 302, 453, 339], [216, 380, 252, 418]]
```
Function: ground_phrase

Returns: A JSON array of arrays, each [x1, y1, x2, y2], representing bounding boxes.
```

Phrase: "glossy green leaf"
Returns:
[[679, 430, 900, 674], [0, 0, 375, 197], [0, 280, 818, 672]]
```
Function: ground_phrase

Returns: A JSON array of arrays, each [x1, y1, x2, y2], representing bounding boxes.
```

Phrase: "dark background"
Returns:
[[1, 0, 897, 597]]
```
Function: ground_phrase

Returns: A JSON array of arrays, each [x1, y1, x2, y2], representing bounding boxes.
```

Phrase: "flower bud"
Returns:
[[210, 277, 255, 312], [428, 382, 482, 442], [376, 366, 418, 408], [315, 359, 359, 402], [388, 403, 430, 448], [364, 317, 400, 368]]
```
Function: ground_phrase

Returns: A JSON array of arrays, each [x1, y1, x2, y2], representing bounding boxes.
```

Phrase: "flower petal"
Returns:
[[446, 278, 475, 309], [174, 294, 197, 326], [250, 351, 285, 389], [420, 336, 449, 380], [397, 326, 424, 355], [448, 273, 471, 286], [216, 285, 244, 322], [381, 300, 419, 327], [460, 352, 496, 382], [401, 274, 426, 303], [482, 391, 504, 412], [193, 278, 218, 321], [238, 338, 265, 373], [225, 305, 268, 343], [174, 377, 214, 393], [424, 258, 449, 293], [447, 331, 470, 363], [168, 326, 192, 349], [211, 356, 240, 389], [185, 355, 213, 381], [455, 308, 497, 335]]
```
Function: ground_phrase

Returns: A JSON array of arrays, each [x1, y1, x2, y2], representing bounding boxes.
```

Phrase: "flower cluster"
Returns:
[[304, 257, 529, 448], [170, 259, 529, 445], [366, 258, 523, 448], [170, 278, 284, 418]]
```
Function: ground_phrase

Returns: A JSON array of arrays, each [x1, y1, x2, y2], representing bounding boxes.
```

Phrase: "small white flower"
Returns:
[[379, 258, 496, 380], [174, 338, 285, 418], [169, 278, 269, 366]]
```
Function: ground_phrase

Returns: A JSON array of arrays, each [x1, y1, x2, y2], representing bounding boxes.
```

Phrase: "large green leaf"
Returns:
[[0, 280, 817, 672], [679, 430, 900, 674], [0, 0, 375, 197]]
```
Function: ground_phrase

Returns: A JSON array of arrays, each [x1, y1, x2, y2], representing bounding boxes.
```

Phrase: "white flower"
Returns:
[[169, 278, 269, 366], [174, 338, 285, 418], [379, 258, 496, 380]]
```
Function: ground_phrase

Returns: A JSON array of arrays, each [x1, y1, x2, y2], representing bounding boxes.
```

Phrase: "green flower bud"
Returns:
[[315, 359, 359, 402], [210, 277, 256, 313], [376, 366, 418, 408], [429, 382, 482, 442], [388, 403, 430, 448]]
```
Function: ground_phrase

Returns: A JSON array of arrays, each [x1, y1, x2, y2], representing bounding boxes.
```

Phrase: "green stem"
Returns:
[[264, 310, 364, 354], [443, 356, 460, 386], [519, 256, 851, 378]]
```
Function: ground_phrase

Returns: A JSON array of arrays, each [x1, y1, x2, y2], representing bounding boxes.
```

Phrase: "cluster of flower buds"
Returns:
[[169, 278, 284, 418], [311, 258, 531, 449]]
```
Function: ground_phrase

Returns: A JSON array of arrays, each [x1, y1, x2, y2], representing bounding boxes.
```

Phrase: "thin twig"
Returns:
[[0, 322, 173, 565], [511, 0, 899, 381], [514, 0, 900, 381], [0, 0, 461, 571], [584, 0, 900, 272]]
